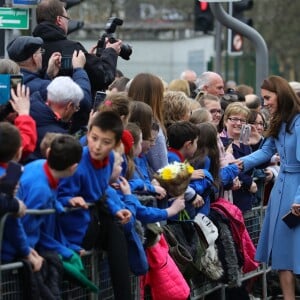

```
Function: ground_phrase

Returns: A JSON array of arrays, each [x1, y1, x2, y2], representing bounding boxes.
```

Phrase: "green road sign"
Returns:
[[0, 8, 29, 29]]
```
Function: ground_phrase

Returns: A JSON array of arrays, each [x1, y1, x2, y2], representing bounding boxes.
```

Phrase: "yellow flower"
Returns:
[[157, 161, 194, 180], [161, 168, 173, 180], [186, 164, 194, 174], [155, 161, 194, 197]]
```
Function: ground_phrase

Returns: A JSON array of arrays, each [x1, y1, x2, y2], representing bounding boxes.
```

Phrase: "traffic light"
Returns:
[[62, 0, 85, 35], [232, 0, 253, 26], [194, 0, 214, 33]]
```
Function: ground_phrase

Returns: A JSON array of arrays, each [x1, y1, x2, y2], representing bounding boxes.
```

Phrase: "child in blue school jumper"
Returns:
[[57, 111, 133, 300], [167, 121, 214, 218], [111, 149, 185, 225], [0, 152, 26, 219], [108, 150, 185, 275], [16, 134, 100, 292], [0, 122, 43, 271], [130, 121, 203, 216], [125, 122, 167, 201], [16, 134, 83, 258]]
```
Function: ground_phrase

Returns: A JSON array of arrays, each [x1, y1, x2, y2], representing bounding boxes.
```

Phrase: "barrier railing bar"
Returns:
[[0, 203, 271, 299]]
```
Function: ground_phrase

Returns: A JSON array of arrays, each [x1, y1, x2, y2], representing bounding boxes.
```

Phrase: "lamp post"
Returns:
[[201, 0, 268, 94]]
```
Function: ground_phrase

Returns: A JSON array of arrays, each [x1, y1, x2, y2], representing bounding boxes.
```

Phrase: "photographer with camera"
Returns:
[[32, 0, 122, 96], [6, 36, 61, 101], [7, 35, 92, 134], [93, 17, 132, 62]]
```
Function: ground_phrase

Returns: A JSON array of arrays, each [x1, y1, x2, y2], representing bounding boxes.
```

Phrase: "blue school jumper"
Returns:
[[57, 146, 123, 247], [0, 165, 30, 262], [17, 160, 75, 258], [128, 155, 156, 194], [167, 148, 213, 218], [112, 188, 168, 223]]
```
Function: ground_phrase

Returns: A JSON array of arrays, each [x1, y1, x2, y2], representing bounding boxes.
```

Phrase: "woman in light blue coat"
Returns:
[[239, 75, 300, 300]]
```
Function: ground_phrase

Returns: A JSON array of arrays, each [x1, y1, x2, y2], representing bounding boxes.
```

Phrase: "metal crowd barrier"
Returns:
[[0, 204, 271, 299], [188, 205, 271, 300], [0, 207, 141, 300], [142, 204, 271, 300]]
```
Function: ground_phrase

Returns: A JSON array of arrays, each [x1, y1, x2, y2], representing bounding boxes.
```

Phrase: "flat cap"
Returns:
[[7, 36, 43, 62]]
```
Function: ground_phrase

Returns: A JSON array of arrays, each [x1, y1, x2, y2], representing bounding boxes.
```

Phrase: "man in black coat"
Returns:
[[32, 0, 122, 96]]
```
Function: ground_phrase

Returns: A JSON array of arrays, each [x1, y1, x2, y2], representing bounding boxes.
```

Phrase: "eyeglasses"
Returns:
[[252, 121, 264, 127], [34, 48, 45, 55], [73, 104, 80, 112], [68, 102, 80, 112], [60, 15, 70, 21], [209, 109, 223, 115], [227, 117, 247, 124]]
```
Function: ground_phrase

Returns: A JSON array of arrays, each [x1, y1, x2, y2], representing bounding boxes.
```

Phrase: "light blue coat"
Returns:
[[241, 115, 300, 273]]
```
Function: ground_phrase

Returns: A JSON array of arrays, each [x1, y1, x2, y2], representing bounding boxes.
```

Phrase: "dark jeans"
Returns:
[[83, 200, 132, 300]]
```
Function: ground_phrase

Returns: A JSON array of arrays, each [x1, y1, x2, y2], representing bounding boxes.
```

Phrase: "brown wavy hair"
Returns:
[[98, 92, 131, 124], [190, 122, 220, 188], [127, 73, 166, 135], [124, 122, 141, 179], [261, 76, 300, 138], [128, 101, 153, 141]]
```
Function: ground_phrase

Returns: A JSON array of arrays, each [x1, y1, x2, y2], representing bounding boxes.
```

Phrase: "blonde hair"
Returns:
[[223, 102, 250, 123], [0, 58, 20, 74], [195, 93, 220, 106], [190, 107, 212, 125], [189, 98, 201, 111], [168, 79, 191, 96], [163, 91, 191, 129]]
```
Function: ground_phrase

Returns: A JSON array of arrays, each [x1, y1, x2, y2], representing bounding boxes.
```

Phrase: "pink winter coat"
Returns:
[[141, 234, 190, 300], [211, 198, 259, 273]]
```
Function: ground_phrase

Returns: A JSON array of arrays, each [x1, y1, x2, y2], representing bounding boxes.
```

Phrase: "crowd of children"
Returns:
[[0, 40, 286, 298], [1, 0, 293, 298]]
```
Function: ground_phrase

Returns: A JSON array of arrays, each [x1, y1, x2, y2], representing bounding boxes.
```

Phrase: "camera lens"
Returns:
[[119, 44, 132, 60]]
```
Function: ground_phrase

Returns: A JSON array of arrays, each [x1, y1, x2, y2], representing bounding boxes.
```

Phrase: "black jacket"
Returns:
[[0, 193, 20, 216], [21, 251, 63, 300], [32, 22, 118, 94]]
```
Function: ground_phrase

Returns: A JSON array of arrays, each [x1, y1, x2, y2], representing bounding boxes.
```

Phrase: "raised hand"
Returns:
[[10, 84, 30, 116]]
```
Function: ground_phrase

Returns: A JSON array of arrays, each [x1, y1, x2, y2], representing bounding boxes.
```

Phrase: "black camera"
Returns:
[[96, 17, 132, 61]]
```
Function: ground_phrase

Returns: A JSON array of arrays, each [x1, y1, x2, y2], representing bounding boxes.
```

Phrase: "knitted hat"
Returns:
[[121, 130, 134, 155], [7, 36, 43, 62]]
